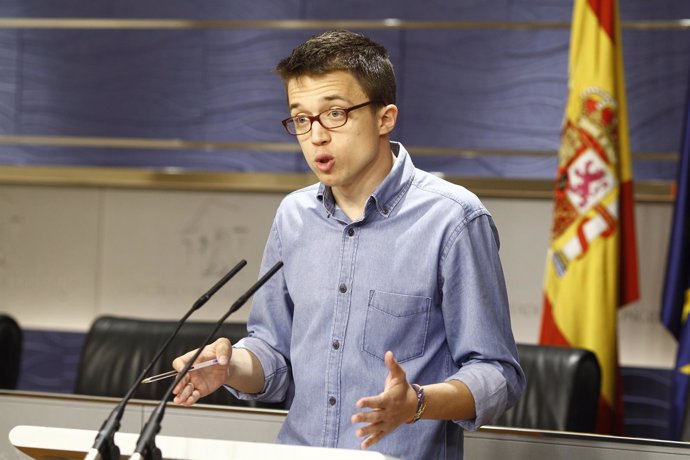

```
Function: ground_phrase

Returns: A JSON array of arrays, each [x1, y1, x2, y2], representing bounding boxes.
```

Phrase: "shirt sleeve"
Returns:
[[224, 219, 294, 403], [439, 211, 526, 431]]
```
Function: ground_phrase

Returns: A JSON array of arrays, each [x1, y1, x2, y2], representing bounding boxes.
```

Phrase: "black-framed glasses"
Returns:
[[281, 101, 377, 136]]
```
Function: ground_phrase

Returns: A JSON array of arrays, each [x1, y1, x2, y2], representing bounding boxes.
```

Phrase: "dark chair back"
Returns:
[[495, 343, 601, 432], [74, 315, 284, 408], [0, 314, 22, 389]]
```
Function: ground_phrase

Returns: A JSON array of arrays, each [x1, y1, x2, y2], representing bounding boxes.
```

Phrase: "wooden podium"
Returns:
[[9, 425, 399, 460]]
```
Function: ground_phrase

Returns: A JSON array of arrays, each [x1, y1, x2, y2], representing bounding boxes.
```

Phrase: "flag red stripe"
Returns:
[[539, 296, 571, 346], [619, 180, 640, 306], [587, 0, 615, 42], [595, 370, 626, 435]]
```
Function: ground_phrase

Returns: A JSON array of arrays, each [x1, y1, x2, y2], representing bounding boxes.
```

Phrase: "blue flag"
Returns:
[[660, 71, 690, 441]]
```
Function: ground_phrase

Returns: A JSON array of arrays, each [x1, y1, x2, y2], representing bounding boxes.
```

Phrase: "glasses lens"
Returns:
[[284, 119, 297, 135], [295, 116, 317, 135], [320, 109, 348, 129], [284, 118, 305, 135]]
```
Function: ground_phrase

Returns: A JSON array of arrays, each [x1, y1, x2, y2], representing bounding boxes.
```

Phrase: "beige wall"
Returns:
[[0, 183, 676, 368]]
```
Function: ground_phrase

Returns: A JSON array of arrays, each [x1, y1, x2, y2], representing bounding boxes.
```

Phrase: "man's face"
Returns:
[[286, 71, 393, 195]]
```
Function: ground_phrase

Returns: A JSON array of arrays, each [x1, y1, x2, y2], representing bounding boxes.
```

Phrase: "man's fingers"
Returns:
[[173, 381, 200, 406], [352, 407, 384, 425], [384, 351, 405, 379], [176, 382, 193, 404], [355, 419, 384, 438], [214, 338, 232, 365], [186, 388, 201, 405], [172, 337, 231, 371], [361, 430, 385, 449], [171, 373, 191, 396], [356, 393, 385, 410], [172, 349, 200, 372], [350, 352, 411, 449]]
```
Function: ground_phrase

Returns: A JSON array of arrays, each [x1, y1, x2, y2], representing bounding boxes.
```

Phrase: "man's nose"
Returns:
[[309, 119, 330, 144]]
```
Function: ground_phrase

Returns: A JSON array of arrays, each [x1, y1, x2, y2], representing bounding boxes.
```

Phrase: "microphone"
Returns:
[[130, 261, 284, 460], [83, 259, 248, 460]]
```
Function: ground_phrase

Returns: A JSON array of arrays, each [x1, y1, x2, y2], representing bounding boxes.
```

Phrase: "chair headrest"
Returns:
[[74, 315, 262, 406], [0, 314, 22, 389], [496, 343, 601, 432]]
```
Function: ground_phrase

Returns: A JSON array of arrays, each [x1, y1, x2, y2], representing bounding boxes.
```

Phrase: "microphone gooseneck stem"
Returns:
[[84, 259, 247, 460], [131, 261, 284, 460]]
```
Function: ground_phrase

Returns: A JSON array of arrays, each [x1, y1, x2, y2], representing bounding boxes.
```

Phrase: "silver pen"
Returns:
[[140, 358, 220, 384]]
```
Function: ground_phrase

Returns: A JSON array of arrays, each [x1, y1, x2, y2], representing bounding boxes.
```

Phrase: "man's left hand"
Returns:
[[351, 350, 419, 449]]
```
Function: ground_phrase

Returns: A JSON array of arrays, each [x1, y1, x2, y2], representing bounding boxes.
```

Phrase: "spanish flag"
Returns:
[[660, 67, 690, 440], [539, 0, 639, 435]]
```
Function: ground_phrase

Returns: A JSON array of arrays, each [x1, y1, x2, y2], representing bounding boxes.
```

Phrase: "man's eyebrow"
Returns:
[[288, 96, 350, 111]]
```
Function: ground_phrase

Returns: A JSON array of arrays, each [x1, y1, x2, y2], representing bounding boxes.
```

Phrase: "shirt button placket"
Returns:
[[325, 224, 356, 447]]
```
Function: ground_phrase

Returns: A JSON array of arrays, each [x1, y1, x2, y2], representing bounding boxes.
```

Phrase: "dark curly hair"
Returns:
[[275, 30, 396, 105]]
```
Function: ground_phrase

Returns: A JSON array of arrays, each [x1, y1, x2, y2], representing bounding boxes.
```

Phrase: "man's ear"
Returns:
[[378, 104, 398, 135]]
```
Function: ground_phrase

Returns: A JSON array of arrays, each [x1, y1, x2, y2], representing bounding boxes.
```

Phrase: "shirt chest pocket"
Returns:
[[362, 290, 431, 363]]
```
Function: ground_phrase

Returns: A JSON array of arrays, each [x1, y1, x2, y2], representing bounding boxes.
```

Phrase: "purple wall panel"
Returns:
[[0, 1, 687, 179]]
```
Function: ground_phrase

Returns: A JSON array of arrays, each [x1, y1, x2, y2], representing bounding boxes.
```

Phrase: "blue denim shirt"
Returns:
[[231, 142, 525, 459]]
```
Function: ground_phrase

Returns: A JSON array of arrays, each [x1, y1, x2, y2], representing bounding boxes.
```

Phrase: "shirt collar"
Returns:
[[317, 142, 415, 218]]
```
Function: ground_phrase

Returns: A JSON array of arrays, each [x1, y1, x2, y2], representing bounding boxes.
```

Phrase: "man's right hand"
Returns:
[[171, 337, 232, 406]]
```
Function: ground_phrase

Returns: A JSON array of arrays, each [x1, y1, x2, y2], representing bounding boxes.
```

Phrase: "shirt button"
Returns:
[[329, 396, 337, 406], [347, 228, 355, 237], [332, 339, 340, 350], [339, 283, 347, 293]]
